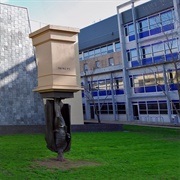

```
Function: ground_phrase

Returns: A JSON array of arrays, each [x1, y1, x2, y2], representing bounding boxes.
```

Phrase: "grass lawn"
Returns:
[[0, 125, 180, 180]]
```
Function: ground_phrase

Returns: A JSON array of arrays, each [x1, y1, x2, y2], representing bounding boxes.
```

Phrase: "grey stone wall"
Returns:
[[0, 3, 45, 125]]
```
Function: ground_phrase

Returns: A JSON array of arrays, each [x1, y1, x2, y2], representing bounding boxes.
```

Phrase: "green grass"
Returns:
[[0, 125, 180, 180]]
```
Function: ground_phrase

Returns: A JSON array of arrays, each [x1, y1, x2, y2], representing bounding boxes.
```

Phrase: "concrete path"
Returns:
[[84, 119, 180, 129]]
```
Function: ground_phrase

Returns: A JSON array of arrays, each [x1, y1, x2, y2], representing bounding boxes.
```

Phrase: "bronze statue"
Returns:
[[54, 99, 68, 161], [45, 99, 71, 161]]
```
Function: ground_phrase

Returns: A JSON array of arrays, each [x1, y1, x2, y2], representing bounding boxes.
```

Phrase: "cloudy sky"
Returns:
[[0, 0, 150, 30]]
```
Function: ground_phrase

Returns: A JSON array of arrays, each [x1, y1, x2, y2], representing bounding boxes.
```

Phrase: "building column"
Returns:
[[83, 76, 91, 120], [173, 0, 180, 52], [117, 8, 133, 121], [110, 73, 117, 121], [131, 0, 141, 64]]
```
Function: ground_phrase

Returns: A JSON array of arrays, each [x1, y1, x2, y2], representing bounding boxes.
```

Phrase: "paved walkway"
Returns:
[[84, 119, 180, 129]]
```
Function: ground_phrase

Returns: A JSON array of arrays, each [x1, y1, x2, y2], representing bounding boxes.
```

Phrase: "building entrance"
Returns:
[[133, 104, 139, 120], [90, 106, 95, 119]]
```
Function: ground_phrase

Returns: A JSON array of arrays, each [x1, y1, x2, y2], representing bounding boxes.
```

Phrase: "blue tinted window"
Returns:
[[107, 44, 113, 53], [141, 46, 152, 58], [88, 50, 94, 59], [165, 39, 178, 53], [84, 51, 89, 60], [127, 49, 138, 61], [94, 48, 101, 57], [149, 15, 160, 29], [138, 19, 148, 32], [161, 10, 173, 26], [131, 49, 138, 61], [115, 42, 120, 51], [101, 46, 107, 55], [127, 23, 135, 36], [152, 42, 164, 56], [79, 53, 82, 61]]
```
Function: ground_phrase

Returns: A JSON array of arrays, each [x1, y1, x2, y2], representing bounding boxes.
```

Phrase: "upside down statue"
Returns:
[[45, 99, 71, 161]]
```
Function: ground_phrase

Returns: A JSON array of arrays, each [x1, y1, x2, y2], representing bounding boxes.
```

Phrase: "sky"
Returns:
[[0, 0, 150, 31]]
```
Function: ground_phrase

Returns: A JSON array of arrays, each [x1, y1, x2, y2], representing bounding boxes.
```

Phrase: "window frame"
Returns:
[[138, 18, 149, 32], [107, 44, 113, 53], [141, 45, 152, 59], [108, 57, 114, 66], [117, 104, 126, 114], [83, 63, 88, 72], [149, 14, 161, 30], [160, 10, 173, 26], [98, 80, 106, 91], [95, 60, 100, 69], [125, 23, 135, 36], [133, 74, 144, 88], [115, 42, 121, 51], [144, 73, 156, 86], [152, 42, 164, 57]]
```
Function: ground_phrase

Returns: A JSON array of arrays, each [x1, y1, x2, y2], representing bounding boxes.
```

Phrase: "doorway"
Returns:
[[90, 106, 94, 119], [133, 104, 139, 120]]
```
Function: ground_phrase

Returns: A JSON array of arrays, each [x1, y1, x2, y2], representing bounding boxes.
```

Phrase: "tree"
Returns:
[[82, 62, 115, 123], [147, 7, 180, 122]]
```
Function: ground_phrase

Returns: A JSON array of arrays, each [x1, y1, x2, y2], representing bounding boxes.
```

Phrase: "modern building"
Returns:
[[79, 0, 180, 124], [0, 3, 84, 126]]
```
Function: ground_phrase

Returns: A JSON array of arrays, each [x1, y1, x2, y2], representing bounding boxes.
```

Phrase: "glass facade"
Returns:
[[132, 70, 180, 94], [90, 102, 126, 115], [124, 9, 174, 41], [128, 38, 179, 67], [85, 77, 124, 97], [136, 100, 180, 115], [81, 2, 180, 123], [138, 101, 168, 115]]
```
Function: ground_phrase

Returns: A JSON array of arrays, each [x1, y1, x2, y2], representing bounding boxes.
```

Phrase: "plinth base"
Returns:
[[40, 91, 74, 99]]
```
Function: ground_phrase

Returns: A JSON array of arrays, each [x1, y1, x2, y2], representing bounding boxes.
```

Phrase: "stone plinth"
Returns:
[[29, 25, 82, 93]]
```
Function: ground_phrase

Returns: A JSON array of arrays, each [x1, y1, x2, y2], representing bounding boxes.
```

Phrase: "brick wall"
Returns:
[[80, 51, 122, 73]]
